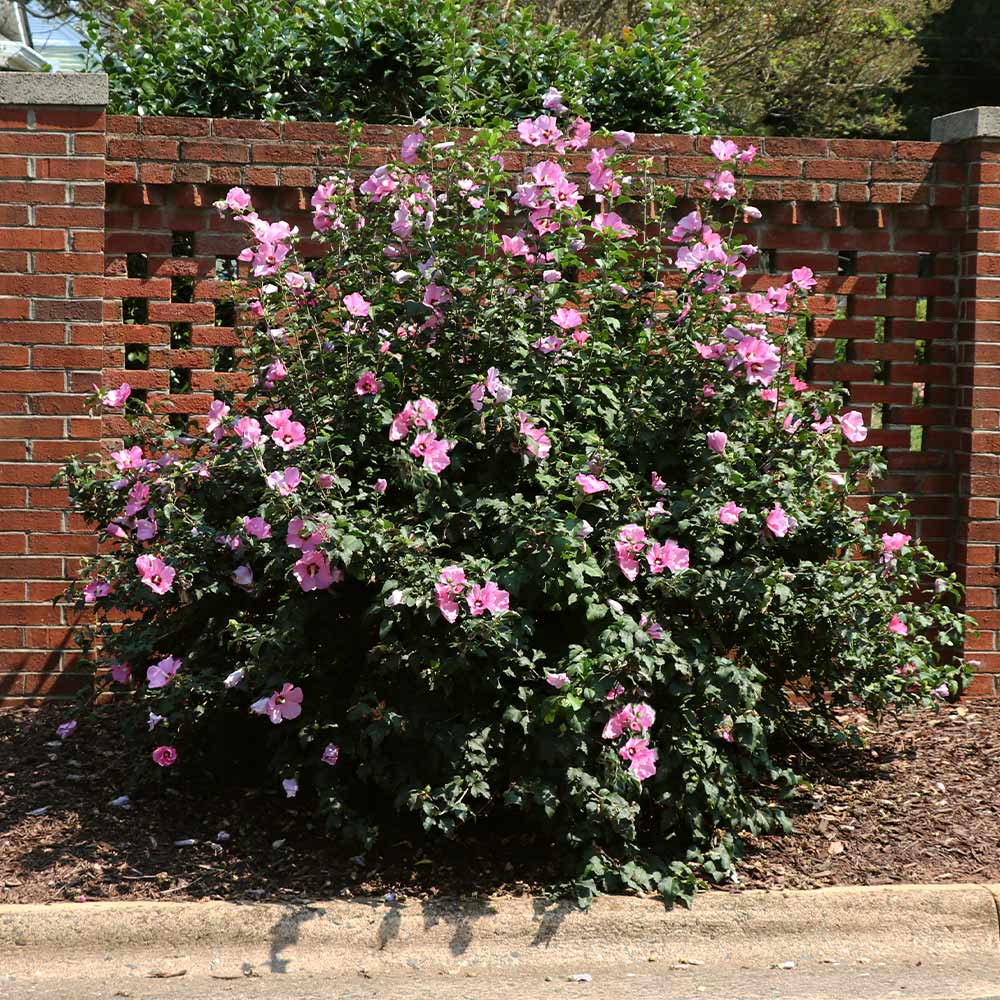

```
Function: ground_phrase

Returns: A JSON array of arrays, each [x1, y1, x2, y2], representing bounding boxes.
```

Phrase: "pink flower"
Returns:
[[542, 86, 567, 112], [606, 684, 625, 701], [400, 132, 424, 163], [546, 672, 571, 689], [791, 266, 816, 290], [293, 550, 338, 592], [136, 517, 157, 541], [146, 655, 181, 689], [263, 359, 287, 386], [267, 413, 306, 452], [354, 371, 382, 396], [646, 539, 689, 575], [343, 292, 371, 317], [719, 501, 745, 525], [517, 411, 551, 460], [840, 410, 868, 443], [881, 532, 912, 561], [101, 383, 131, 408], [322, 743, 340, 765], [282, 777, 299, 798], [612, 130, 635, 147], [83, 579, 110, 605], [135, 554, 175, 595], [710, 138, 739, 162], [931, 683, 949, 700], [56, 720, 77, 740], [243, 516, 271, 540], [576, 473, 609, 494], [111, 446, 144, 472], [888, 614, 908, 636], [737, 336, 781, 385], [151, 746, 177, 768], [533, 335, 564, 354], [234, 417, 262, 449], [603, 703, 655, 739], [233, 565, 253, 589], [110, 660, 131, 684], [619, 737, 658, 781], [650, 472, 667, 494], [265, 683, 304, 724], [706, 431, 728, 454], [266, 467, 302, 495], [811, 414, 834, 434], [705, 169, 736, 201], [592, 212, 636, 238], [765, 504, 791, 538], [409, 432, 452, 474], [375, 478, 388, 493], [125, 481, 149, 516], [501, 234, 531, 257], [225, 186, 251, 211], [615, 541, 640, 582], [640, 615, 664, 640], [423, 284, 452, 309], [466, 581, 509, 617], [286, 517, 326, 552], [550, 306, 583, 330]]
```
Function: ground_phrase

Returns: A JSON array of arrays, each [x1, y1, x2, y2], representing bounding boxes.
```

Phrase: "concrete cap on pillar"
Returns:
[[931, 107, 1000, 142], [0, 72, 108, 106]]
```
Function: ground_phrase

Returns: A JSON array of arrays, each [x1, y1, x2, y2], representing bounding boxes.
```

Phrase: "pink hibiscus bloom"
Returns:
[[135, 554, 175, 595], [409, 432, 452, 474], [881, 532, 912, 561], [234, 417, 262, 448], [576, 473, 610, 494], [322, 743, 340, 765], [791, 266, 816, 290], [706, 431, 728, 454], [550, 306, 583, 330], [243, 516, 272, 540], [466, 581, 509, 617], [646, 539, 689, 575], [101, 383, 131, 408], [888, 614, 908, 636], [110, 660, 131, 684], [83, 579, 110, 605], [840, 410, 868, 443], [765, 504, 791, 538], [615, 541, 640, 582], [146, 655, 181, 689], [546, 672, 571, 689], [206, 399, 230, 440], [286, 518, 326, 552], [400, 131, 424, 163], [620, 737, 658, 781], [355, 371, 382, 396], [592, 212, 636, 238], [719, 501, 745, 525], [268, 415, 306, 452], [293, 550, 338, 591], [343, 292, 371, 317], [266, 467, 301, 495], [111, 446, 144, 472], [265, 683, 304, 724], [151, 746, 177, 767]]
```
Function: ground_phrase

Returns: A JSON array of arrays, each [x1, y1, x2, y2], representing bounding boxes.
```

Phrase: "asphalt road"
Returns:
[[5, 958, 1000, 1000]]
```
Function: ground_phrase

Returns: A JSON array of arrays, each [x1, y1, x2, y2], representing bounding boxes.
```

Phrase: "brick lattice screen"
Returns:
[[2, 84, 998, 703]]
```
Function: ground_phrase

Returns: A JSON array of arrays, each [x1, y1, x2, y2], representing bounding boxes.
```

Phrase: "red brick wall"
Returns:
[[1, 100, 996, 702]]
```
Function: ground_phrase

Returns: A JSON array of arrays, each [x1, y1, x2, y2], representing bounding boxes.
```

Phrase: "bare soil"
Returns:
[[1, 701, 998, 904]]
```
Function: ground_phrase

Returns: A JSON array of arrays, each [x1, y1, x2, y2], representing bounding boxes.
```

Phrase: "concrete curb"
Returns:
[[1, 884, 999, 980]]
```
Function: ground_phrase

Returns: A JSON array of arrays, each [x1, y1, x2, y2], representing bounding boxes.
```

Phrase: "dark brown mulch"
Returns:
[[1, 701, 998, 905]]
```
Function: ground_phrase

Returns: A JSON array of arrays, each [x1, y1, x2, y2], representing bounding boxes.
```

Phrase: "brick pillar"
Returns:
[[933, 108, 1000, 695], [0, 73, 108, 704]]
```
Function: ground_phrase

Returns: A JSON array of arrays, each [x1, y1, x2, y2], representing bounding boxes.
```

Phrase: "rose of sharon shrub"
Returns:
[[62, 109, 969, 905]]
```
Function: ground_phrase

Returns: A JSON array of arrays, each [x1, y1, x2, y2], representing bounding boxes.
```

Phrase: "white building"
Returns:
[[0, 1, 86, 72]]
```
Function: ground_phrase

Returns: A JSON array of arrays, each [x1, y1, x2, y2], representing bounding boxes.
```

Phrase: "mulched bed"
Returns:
[[1, 700, 998, 904]]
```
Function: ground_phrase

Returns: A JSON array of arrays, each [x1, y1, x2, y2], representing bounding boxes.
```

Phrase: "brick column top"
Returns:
[[931, 107, 1000, 142], [0, 72, 108, 106]]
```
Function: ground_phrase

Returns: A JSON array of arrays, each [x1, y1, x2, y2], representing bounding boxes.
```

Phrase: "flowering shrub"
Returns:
[[61, 105, 968, 904]]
